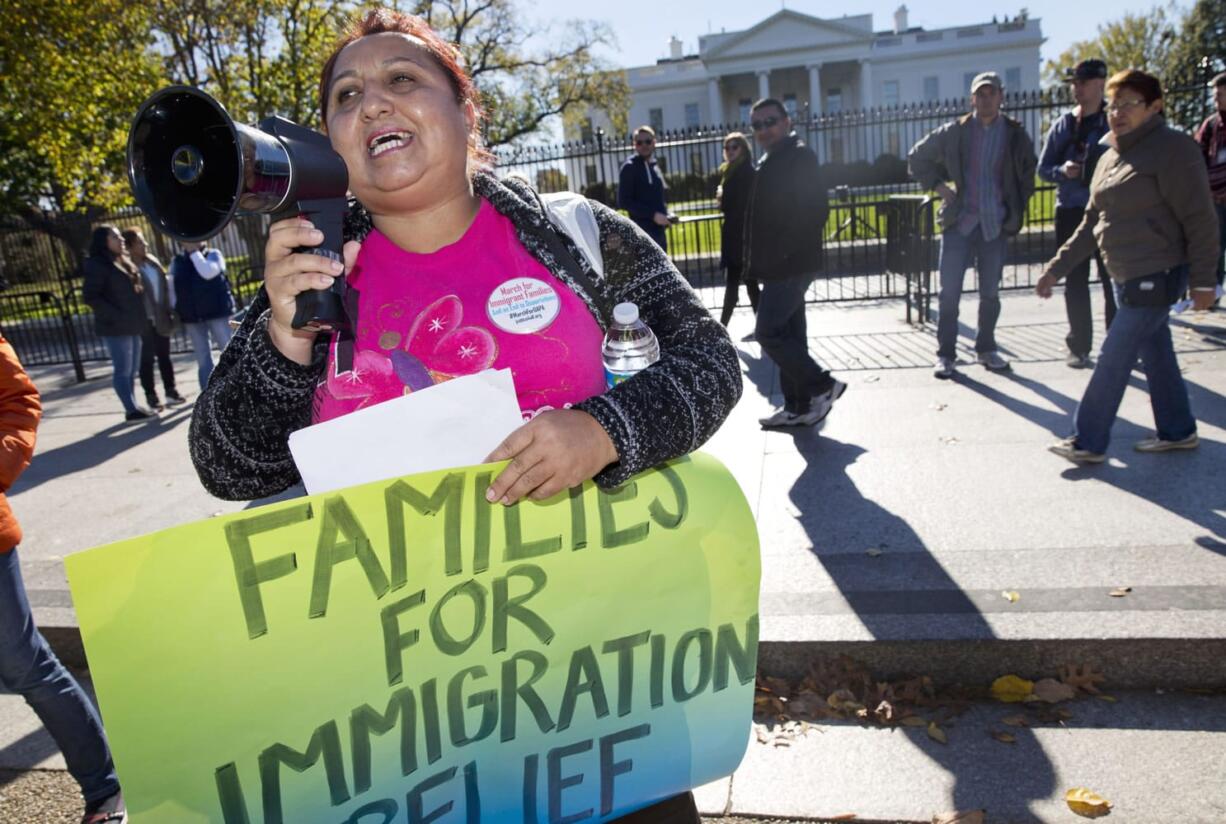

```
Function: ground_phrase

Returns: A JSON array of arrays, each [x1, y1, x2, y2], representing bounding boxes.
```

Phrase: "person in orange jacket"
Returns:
[[0, 333, 127, 823]]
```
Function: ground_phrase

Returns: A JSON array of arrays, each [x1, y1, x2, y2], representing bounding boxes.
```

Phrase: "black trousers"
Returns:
[[138, 321, 177, 400], [719, 264, 760, 326], [1057, 206, 1116, 357], [615, 792, 700, 823]]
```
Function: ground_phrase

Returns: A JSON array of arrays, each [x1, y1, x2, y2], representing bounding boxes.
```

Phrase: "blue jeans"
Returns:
[[0, 549, 118, 803], [185, 317, 234, 390], [935, 228, 1007, 359], [101, 335, 142, 414], [1072, 266, 1196, 454], [754, 273, 832, 412]]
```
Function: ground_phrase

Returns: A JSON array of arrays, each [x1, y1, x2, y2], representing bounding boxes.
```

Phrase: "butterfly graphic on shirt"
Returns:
[[323, 294, 499, 410]]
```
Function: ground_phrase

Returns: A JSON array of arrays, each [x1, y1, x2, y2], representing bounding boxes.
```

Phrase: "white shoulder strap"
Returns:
[[539, 191, 604, 278]]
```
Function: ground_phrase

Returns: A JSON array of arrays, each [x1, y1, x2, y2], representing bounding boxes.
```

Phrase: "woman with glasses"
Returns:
[[1038, 69, 1219, 463], [617, 125, 671, 250], [716, 131, 758, 327]]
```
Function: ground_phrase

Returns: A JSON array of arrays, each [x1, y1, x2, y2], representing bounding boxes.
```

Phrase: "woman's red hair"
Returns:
[[319, 8, 493, 169]]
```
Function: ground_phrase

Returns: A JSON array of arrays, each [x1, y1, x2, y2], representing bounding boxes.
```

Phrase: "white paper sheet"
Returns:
[[288, 369, 523, 495]]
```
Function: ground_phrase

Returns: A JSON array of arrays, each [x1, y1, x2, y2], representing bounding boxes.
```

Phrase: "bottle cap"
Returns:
[[612, 302, 639, 325]]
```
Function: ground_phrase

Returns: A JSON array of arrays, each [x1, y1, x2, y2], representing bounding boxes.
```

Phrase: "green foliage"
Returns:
[[1041, 5, 1177, 88], [1161, 0, 1225, 127]]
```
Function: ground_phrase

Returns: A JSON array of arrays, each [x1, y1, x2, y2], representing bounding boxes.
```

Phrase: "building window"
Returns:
[[690, 150, 704, 174], [882, 81, 900, 108], [738, 98, 752, 124], [923, 76, 939, 101], [830, 135, 845, 164], [826, 87, 843, 113], [648, 107, 664, 134], [585, 163, 598, 186], [887, 128, 901, 157], [1005, 67, 1022, 92], [783, 93, 798, 119], [580, 118, 593, 143], [684, 102, 700, 129]]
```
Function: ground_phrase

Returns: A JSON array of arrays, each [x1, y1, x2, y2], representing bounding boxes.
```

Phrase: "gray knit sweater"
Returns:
[[188, 173, 742, 501]]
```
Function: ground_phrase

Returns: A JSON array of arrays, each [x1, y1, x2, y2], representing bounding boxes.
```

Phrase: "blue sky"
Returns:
[[527, 0, 1185, 70]]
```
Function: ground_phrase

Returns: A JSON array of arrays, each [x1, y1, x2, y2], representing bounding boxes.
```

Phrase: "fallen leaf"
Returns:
[[1032, 678, 1078, 703], [1002, 590, 1020, 603], [933, 812, 985, 824], [865, 547, 883, 557], [1002, 714, 1030, 727], [1096, 695, 1117, 703], [990, 730, 1017, 744], [1060, 664, 1106, 695], [863, 375, 881, 382], [1066, 787, 1112, 818], [927, 722, 948, 744], [874, 700, 895, 723], [900, 715, 927, 727], [930, 402, 948, 411], [830, 814, 858, 821], [991, 674, 1034, 703], [1109, 586, 1132, 597]]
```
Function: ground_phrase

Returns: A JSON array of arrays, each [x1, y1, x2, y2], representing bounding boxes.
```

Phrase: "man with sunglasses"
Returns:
[[618, 126, 672, 250], [909, 71, 1037, 379], [744, 98, 845, 428]]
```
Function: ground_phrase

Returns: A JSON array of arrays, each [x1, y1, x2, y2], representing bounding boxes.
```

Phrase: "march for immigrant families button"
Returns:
[[486, 277, 560, 334]]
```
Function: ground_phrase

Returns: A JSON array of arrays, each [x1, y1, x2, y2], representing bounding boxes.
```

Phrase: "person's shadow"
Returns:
[[778, 431, 1056, 815], [11, 407, 193, 495]]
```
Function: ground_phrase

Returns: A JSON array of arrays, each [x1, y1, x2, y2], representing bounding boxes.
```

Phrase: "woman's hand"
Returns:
[[263, 217, 360, 364], [483, 409, 619, 505], [1035, 272, 1057, 299]]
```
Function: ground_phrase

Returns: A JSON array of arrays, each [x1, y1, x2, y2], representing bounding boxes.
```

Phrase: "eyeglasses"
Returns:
[[750, 115, 780, 132], [1105, 98, 1148, 114], [723, 144, 740, 151], [634, 138, 654, 146]]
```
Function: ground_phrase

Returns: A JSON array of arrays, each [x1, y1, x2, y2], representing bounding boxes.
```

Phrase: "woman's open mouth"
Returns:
[[368, 131, 413, 157]]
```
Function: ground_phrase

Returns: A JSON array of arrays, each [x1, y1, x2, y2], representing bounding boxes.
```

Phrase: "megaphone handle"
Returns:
[[288, 198, 350, 332]]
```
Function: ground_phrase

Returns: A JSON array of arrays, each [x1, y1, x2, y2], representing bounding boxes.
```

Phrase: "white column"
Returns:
[[807, 63, 823, 116], [859, 59, 873, 109], [708, 77, 724, 125], [757, 69, 771, 101]]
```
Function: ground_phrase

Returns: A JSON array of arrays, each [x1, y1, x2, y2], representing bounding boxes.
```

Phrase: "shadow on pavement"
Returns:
[[783, 432, 1057, 813], [12, 408, 193, 495]]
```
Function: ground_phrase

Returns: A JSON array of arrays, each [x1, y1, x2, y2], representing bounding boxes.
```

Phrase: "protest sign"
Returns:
[[66, 452, 760, 823]]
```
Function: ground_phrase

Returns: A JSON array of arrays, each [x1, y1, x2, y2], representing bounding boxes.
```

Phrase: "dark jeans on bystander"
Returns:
[[755, 272, 833, 413], [1057, 206, 1117, 357], [139, 321, 178, 402]]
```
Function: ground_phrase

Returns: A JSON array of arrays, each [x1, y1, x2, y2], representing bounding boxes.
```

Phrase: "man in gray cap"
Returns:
[[908, 71, 1037, 378], [1039, 58, 1114, 367]]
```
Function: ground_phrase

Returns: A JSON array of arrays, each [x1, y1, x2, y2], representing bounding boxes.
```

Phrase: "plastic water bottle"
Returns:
[[602, 302, 660, 388]]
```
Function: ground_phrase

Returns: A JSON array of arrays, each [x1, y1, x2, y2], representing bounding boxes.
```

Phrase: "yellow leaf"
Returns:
[[900, 716, 927, 727], [1002, 590, 1020, 602], [991, 674, 1034, 703], [1097, 694, 1117, 703], [1066, 787, 1112, 818], [990, 730, 1017, 744], [1002, 714, 1030, 727], [927, 722, 948, 744]]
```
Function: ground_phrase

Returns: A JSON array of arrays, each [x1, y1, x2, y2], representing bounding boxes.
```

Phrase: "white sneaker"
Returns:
[[809, 379, 847, 423], [933, 357, 956, 379], [977, 351, 1011, 372], [759, 408, 804, 427]]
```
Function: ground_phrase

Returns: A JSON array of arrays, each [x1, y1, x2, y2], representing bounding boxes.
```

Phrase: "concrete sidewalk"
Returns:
[[3, 291, 1226, 821]]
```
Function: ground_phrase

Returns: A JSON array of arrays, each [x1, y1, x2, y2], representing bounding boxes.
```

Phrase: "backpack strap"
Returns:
[[522, 189, 612, 322]]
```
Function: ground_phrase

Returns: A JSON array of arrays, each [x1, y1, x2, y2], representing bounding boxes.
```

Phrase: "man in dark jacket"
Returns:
[[617, 126, 671, 250], [744, 99, 844, 428], [909, 71, 1037, 379], [171, 239, 234, 391], [1038, 59, 1115, 368]]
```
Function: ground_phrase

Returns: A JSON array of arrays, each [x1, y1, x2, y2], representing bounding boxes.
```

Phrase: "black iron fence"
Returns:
[[1, 80, 1216, 372]]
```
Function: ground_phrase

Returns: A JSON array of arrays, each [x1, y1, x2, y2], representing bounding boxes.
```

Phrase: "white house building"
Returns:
[[577, 7, 1043, 138]]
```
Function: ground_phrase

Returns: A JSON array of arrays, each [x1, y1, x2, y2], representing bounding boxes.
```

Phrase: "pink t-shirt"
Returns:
[[313, 198, 606, 424]]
